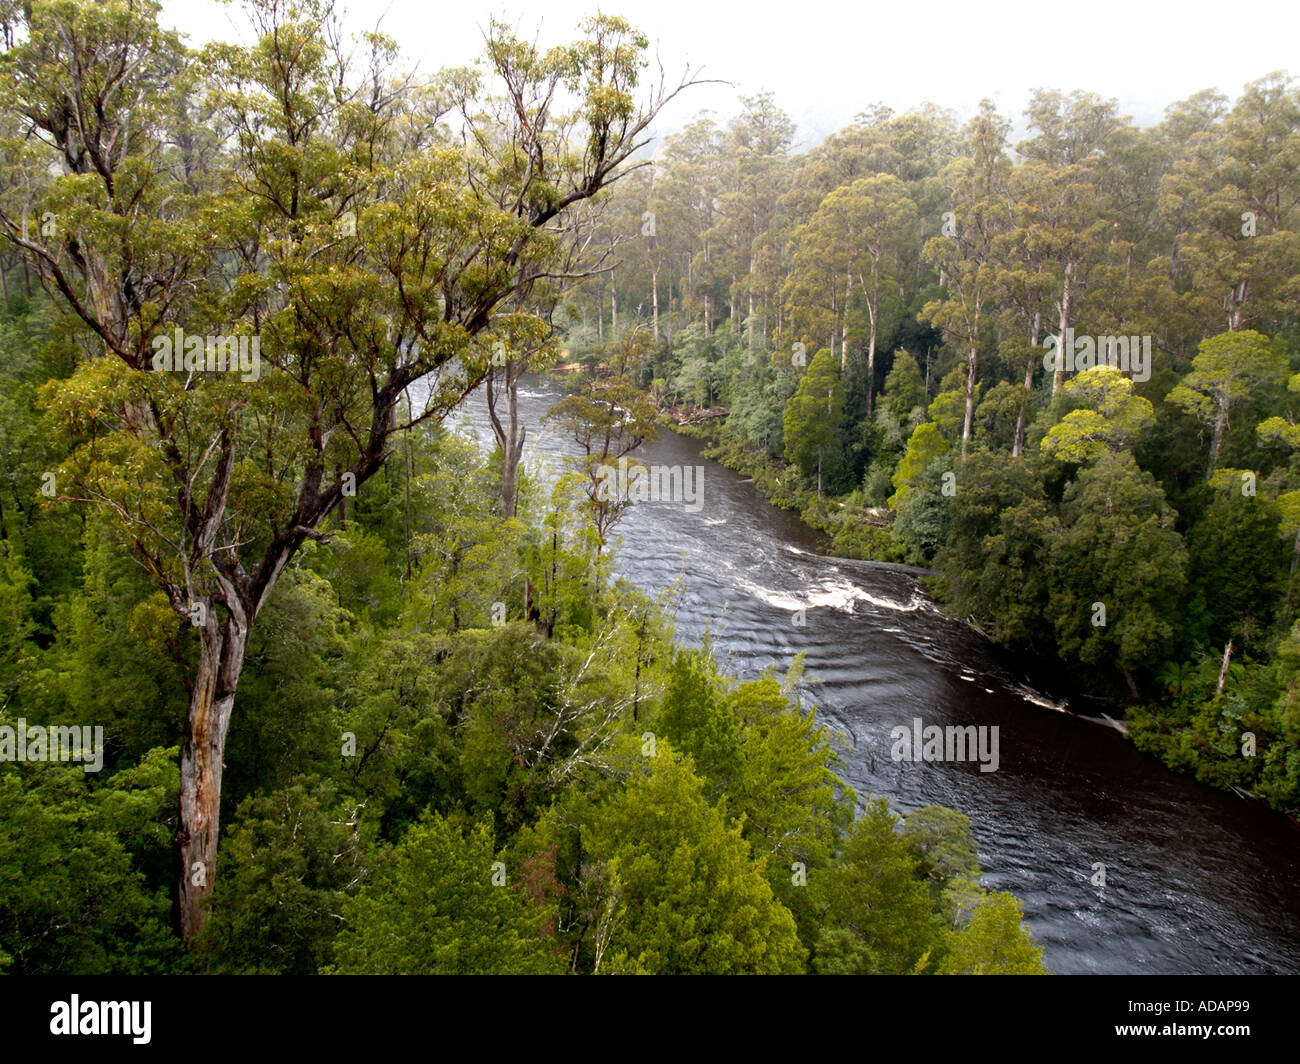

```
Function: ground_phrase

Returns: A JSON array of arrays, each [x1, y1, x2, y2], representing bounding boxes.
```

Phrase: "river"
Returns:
[[449, 376, 1300, 975]]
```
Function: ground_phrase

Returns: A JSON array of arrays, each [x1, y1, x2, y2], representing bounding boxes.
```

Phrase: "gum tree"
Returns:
[[1166, 329, 1286, 477], [920, 100, 1010, 457], [0, 0, 696, 944]]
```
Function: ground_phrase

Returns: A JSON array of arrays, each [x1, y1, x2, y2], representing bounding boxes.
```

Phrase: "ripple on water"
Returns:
[[445, 376, 1300, 976]]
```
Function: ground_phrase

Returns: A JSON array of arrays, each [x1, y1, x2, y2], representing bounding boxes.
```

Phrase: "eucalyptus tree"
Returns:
[[920, 100, 1010, 458], [1169, 73, 1300, 335], [0, 0, 697, 943], [1015, 90, 1123, 397]]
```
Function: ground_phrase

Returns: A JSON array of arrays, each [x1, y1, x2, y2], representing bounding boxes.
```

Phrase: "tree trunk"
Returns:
[[1012, 352, 1033, 459], [1284, 525, 1300, 620], [703, 242, 712, 331], [962, 343, 977, 459], [1228, 280, 1247, 332], [650, 264, 659, 342], [1053, 265, 1073, 396], [1216, 638, 1235, 696], [865, 297, 877, 416], [177, 611, 249, 944], [487, 362, 527, 520], [747, 268, 755, 351], [1207, 398, 1229, 479], [1013, 311, 1041, 458], [546, 530, 558, 637], [403, 390, 412, 579], [840, 271, 852, 372], [1122, 666, 1140, 701]]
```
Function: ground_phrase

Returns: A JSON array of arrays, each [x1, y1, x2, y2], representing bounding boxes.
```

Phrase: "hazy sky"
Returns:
[[162, 0, 1300, 149]]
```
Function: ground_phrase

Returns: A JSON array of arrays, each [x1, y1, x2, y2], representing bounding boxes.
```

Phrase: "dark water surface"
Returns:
[[450, 378, 1300, 975]]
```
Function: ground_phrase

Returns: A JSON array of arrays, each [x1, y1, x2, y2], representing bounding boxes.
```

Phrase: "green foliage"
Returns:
[[1047, 452, 1188, 674], [810, 799, 946, 974], [901, 805, 982, 923], [811, 800, 1047, 975], [204, 779, 369, 974], [892, 455, 953, 561], [939, 892, 1046, 974], [0, 751, 185, 974], [327, 812, 564, 974], [582, 745, 807, 974], [1167, 330, 1288, 475], [783, 349, 844, 493], [653, 650, 744, 795], [932, 452, 1056, 645], [1041, 367, 1155, 463], [12, 0, 1300, 973], [1184, 492, 1284, 651], [883, 349, 927, 423], [336, 630, 459, 837], [726, 665, 852, 940], [889, 421, 949, 509]]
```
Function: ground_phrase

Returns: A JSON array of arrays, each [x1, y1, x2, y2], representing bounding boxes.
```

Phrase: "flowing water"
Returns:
[[449, 377, 1300, 975]]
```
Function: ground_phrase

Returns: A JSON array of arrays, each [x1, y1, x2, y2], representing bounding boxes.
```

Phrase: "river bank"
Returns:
[[477, 377, 1300, 972], [651, 395, 1300, 826], [663, 412, 912, 564]]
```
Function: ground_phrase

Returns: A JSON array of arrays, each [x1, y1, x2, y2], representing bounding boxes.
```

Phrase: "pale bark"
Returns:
[[650, 263, 659, 341], [1013, 311, 1041, 458], [1216, 638, 1235, 696], [962, 344, 977, 460], [1053, 264, 1073, 397], [865, 294, 877, 416], [1207, 397, 1229, 479], [841, 271, 852, 372], [177, 611, 248, 942], [486, 360, 528, 519]]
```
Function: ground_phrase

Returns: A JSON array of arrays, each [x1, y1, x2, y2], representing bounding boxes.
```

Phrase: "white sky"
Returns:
[[162, 0, 1300, 148]]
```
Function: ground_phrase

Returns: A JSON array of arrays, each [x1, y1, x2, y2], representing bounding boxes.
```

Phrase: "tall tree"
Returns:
[[790, 175, 917, 407], [3, 0, 697, 942], [1167, 74, 1300, 334], [1016, 90, 1122, 396], [1166, 329, 1286, 477], [920, 100, 1010, 456]]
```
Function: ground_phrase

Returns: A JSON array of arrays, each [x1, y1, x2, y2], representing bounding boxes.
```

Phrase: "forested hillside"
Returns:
[[556, 81, 1300, 815], [0, 0, 1048, 975]]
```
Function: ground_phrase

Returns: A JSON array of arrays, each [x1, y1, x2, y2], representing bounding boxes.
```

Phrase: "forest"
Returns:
[[0, 0, 1052, 975], [555, 71, 1300, 818]]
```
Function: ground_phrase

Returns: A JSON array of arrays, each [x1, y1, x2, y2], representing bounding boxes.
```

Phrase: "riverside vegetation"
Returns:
[[553, 74, 1300, 818]]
